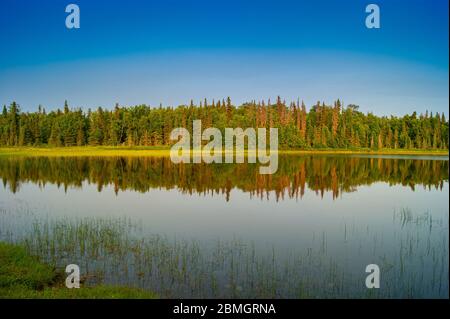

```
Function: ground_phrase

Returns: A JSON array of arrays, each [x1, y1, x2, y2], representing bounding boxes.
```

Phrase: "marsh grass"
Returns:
[[0, 207, 447, 298], [0, 242, 157, 299], [0, 146, 448, 158]]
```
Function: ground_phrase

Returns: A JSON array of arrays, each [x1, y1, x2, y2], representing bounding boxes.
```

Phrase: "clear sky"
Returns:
[[0, 0, 448, 116]]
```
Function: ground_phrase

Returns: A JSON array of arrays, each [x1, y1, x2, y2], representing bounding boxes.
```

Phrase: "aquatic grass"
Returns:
[[0, 207, 448, 298], [0, 242, 157, 299]]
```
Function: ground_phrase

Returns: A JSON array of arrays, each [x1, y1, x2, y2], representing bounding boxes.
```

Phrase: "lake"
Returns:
[[0, 154, 448, 298]]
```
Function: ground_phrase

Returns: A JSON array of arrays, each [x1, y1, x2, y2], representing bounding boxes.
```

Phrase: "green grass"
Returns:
[[0, 242, 56, 290], [0, 242, 157, 299], [0, 146, 171, 157], [0, 146, 447, 157], [280, 148, 449, 156], [1, 285, 158, 299]]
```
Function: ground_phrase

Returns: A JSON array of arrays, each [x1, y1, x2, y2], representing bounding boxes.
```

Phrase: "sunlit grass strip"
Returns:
[[0, 146, 448, 157]]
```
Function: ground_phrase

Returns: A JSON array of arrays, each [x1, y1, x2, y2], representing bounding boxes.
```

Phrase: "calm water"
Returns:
[[0, 155, 448, 298]]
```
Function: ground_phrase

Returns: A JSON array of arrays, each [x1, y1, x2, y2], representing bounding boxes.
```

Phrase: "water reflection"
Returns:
[[0, 155, 448, 200], [0, 154, 448, 298]]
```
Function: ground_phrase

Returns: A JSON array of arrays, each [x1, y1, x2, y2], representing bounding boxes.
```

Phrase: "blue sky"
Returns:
[[0, 0, 448, 116]]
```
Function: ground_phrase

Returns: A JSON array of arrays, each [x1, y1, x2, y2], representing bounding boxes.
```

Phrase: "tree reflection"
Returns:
[[0, 155, 447, 201]]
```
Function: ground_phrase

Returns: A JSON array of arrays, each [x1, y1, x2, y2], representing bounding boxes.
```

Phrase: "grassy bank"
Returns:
[[0, 242, 157, 299], [0, 146, 448, 157]]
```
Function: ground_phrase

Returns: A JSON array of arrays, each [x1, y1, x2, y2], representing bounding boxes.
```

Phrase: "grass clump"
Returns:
[[0, 285, 158, 299], [0, 242, 157, 299], [0, 242, 56, 290]]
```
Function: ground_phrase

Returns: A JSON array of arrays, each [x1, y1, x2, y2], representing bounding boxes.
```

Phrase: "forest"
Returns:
[[0, 97, 448, 150]]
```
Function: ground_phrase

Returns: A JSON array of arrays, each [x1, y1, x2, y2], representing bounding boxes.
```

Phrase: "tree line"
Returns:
[[0, 97, 448, 149]]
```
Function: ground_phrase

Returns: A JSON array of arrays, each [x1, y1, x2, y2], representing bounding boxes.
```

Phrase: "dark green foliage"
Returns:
[[0, 99, 448, 150]]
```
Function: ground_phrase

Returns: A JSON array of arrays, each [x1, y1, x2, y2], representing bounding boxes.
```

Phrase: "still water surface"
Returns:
[[0, 155, 448, 298]]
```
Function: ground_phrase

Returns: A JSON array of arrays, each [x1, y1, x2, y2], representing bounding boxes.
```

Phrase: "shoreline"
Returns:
[[0, 146, 448, 157]]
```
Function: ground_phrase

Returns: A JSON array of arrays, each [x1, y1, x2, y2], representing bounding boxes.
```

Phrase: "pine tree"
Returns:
[[64, 100, 69, 114], [49, 121, 62, 147], [226, 97, 232, 125], [8, 102, 20, 146], [332, 99, 340, 137]]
